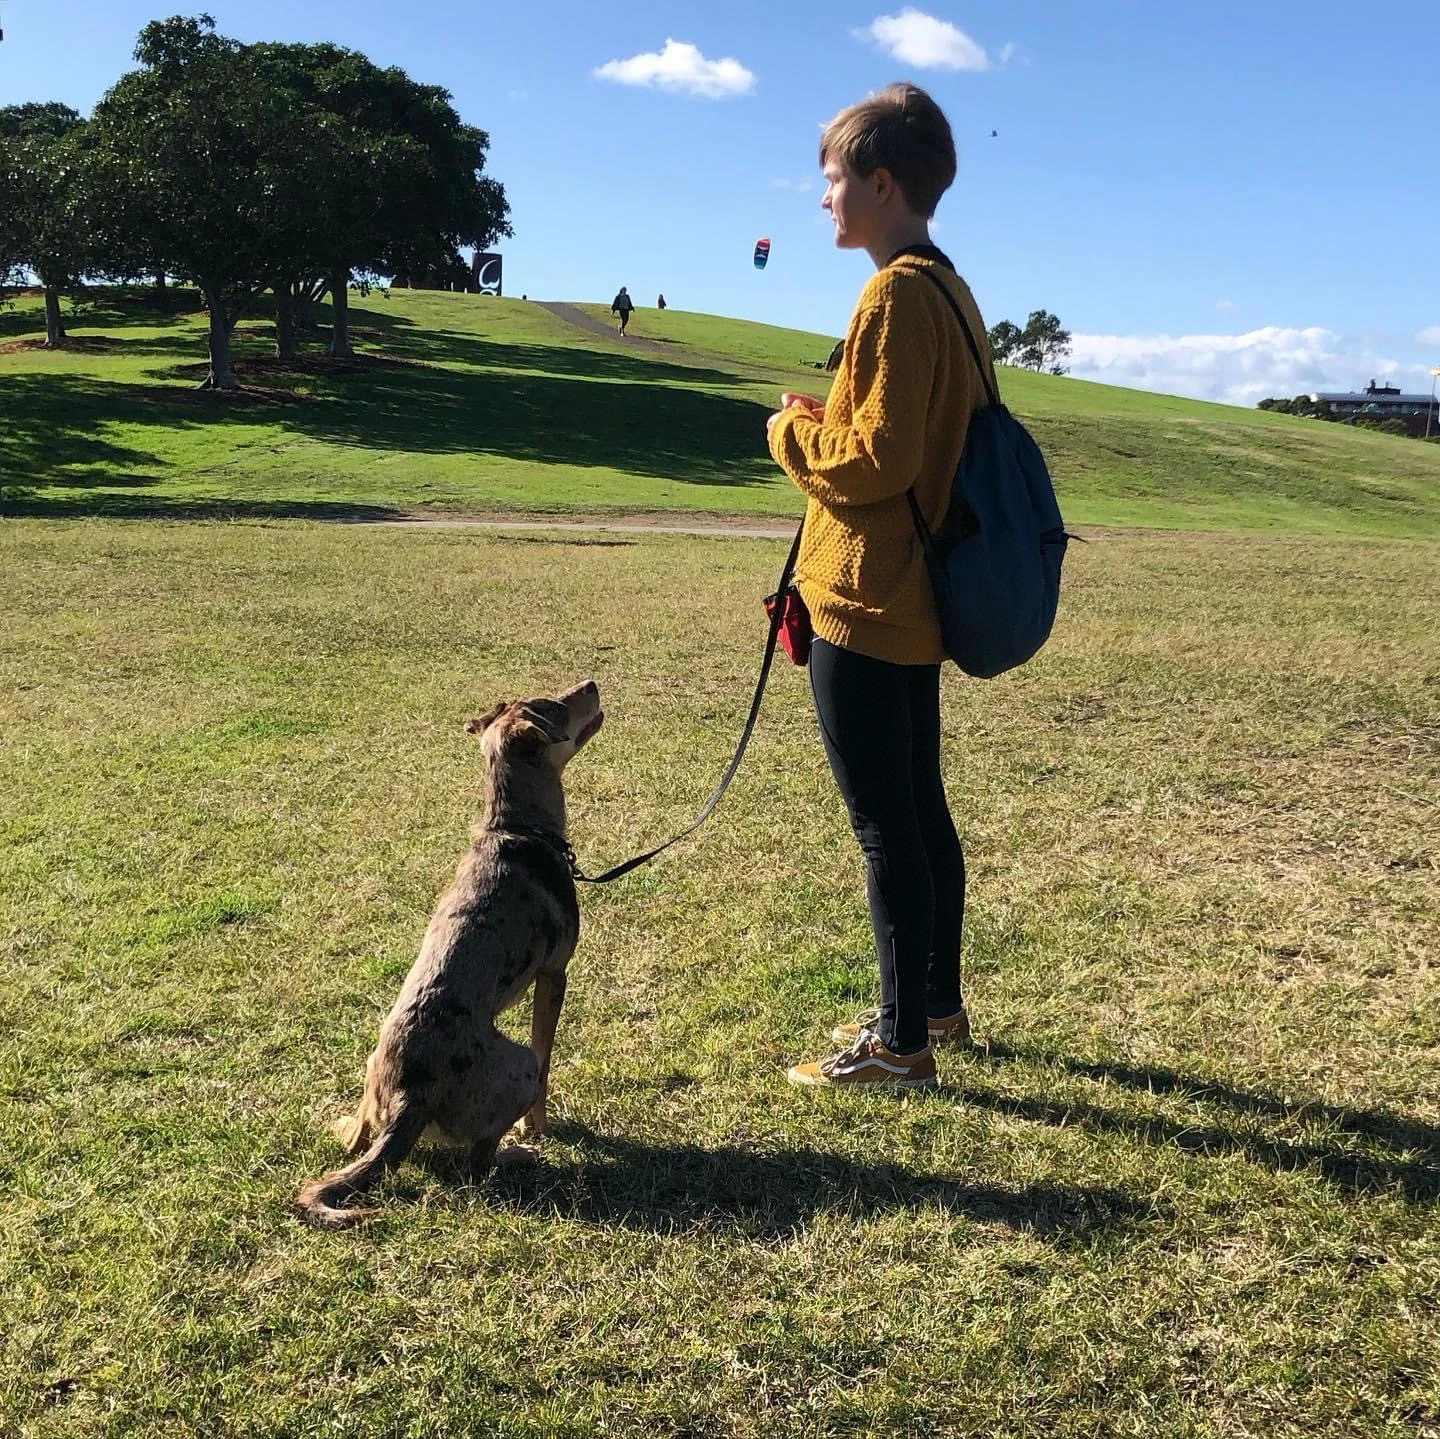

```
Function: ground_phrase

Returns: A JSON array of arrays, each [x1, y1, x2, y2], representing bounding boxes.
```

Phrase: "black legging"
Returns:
[[809, 637, 966, 1053]]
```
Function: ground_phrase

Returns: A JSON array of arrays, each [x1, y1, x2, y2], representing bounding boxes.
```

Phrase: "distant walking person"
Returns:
[[611, 286, 634, 336], [657, 294, 667, 310]]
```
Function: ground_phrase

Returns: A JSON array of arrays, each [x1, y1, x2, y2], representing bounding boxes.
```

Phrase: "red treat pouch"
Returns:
[[764, 585, 813, 666]]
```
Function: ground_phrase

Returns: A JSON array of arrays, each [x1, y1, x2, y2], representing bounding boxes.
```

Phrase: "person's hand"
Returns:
[[781, 391, 825, 419], [768, 393, 823, 438]]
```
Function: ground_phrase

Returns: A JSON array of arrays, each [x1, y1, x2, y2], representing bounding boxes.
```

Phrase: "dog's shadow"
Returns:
[[411, 1122, 1159, 1244]]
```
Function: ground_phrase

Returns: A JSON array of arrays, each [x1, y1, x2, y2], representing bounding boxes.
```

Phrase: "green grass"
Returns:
[[3, 286, 1439, 535], [3, 519, 1438, 1436]]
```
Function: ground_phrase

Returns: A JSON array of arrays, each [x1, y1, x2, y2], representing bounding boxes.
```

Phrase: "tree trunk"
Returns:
[[273, 282, 297, 361], [328, 269, 353, 358], [43, 286, 66, 347], [153, 271, 167, 293], [299, 277, 326, 333], [203, 285, 239, 390]]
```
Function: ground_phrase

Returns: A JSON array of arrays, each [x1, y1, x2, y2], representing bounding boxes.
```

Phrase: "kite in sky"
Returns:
[[753, 237, 771, 271]]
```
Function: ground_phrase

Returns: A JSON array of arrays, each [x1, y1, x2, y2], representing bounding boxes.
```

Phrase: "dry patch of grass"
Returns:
[[1, 522, 1437, 1437]]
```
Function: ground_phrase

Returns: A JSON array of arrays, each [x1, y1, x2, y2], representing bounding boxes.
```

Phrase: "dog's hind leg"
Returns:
[[330, 1056, 380, 1153], [519, 968, 567, 1141], [467, 1039, 539, 1179]]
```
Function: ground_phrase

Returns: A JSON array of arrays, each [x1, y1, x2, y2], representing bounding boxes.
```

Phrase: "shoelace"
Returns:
[[820, 1028, 882, 1076]]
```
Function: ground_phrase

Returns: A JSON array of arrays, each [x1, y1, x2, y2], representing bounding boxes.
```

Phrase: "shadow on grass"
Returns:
[[3, 325, 777, 519], [0, 286, 204, 341], [324, 304, 755, 389], [0, 375, 171, 504], [974, 1047, 1440, 1203], [4, 493, 410, 521], [414, 1123, 1159, 1244]]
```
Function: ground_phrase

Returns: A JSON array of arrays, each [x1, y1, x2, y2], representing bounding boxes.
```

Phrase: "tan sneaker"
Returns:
[[787, 1031, 938, 1089], [831, 1006, 975, 1049]]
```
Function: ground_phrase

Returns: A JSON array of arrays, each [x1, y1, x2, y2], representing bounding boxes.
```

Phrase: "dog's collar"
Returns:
[[485, 822, 581, 878]]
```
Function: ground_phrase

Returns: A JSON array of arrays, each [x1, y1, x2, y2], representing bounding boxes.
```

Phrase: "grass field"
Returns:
[[3, 518, 1438, 1437], [3, 286, 1440, 536], [4, 280, 1440, 1434]]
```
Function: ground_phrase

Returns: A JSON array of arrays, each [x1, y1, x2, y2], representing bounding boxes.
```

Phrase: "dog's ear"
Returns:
[[464, 702, 509, 736]]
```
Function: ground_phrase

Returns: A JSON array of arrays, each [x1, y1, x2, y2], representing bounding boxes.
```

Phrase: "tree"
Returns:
[[249, 41, 511, 358], [80, 15, 325, 387], [987, 319, 1022, 366], [1016, 310, 1071, 374], [0, 102, 90, 346]]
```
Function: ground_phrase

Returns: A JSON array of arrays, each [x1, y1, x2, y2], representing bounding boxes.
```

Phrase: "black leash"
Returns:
[[567, 521, 804, 885]]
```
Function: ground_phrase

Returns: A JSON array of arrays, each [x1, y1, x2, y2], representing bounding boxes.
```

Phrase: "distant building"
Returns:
[[1310, 380, 1439, 435]]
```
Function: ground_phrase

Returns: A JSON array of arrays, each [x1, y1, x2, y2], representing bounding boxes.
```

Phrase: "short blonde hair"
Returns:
[[819, 83, 957, 218]]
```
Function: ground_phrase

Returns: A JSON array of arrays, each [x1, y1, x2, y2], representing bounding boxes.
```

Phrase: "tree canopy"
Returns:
[[987, 310, 1072, 375], [0, 101, 89, 344], [67, 13, 510, 385]]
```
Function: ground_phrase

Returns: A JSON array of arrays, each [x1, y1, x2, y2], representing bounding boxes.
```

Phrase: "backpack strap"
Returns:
[[894, 263, 1001, 410]]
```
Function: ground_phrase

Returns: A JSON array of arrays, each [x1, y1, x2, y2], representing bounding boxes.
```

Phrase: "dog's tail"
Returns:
[[295, 1102, 427, 1229]]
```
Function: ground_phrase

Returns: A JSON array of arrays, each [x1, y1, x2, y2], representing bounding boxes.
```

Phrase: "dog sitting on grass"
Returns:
[[296, 681, 604, 1228]]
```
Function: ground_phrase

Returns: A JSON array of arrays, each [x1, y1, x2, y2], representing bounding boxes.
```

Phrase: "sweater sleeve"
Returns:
[[768, 289, 937, 507]]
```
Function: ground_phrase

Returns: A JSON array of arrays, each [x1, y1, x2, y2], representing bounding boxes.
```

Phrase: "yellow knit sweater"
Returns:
[[768, 253, 997, 665]]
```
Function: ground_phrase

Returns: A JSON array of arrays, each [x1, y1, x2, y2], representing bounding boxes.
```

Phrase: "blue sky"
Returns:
[[4, 1, 1439, 405]]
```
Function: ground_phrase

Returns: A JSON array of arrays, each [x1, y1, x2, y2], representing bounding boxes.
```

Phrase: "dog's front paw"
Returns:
[[495, 1141, 541, 1169], [517, 1115, 548, 1142]]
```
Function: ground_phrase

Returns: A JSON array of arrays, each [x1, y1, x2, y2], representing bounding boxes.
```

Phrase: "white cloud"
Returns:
[[770, 177, 815, 192], [1415, 325, 1440, 348], [855, 9, 990, 70], [1065, 325, 1430, 406], [1215, 299, 1238, 312], [593, 39, 755, 99], [506, 88, 529, 101], [999, 41, 1017, 64]]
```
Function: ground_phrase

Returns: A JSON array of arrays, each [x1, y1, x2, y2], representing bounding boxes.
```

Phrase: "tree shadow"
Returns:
[[3, 298, 786, 514], [0, 374, 173, 504], [0, 287, 204, 341], [77, 357, 777, 490], [316, 304, 756, 389], [272, 361, 774, 484], [969, 1048, 1440, 1203], [5, 493, 410, 521], [412, 1123, 1160, 1245]]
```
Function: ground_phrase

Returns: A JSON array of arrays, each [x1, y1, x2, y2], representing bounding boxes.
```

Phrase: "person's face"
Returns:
[[821, 158, 888, 251]]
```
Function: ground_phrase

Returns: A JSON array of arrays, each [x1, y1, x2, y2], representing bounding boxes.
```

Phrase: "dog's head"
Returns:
[[464, 680, 604, 770]]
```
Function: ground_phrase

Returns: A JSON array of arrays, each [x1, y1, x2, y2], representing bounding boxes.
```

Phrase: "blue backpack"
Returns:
[[902, 265, 1068, 680]]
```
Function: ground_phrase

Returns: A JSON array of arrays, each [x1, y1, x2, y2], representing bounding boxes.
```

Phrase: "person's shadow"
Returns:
[[967, 1045, 1440, 1203], [398, 1048, 1439, 1233], [410, 1121, 1161, 1244]]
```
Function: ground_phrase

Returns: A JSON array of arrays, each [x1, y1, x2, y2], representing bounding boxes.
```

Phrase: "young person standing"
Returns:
[[766, 83, 998, 1089]]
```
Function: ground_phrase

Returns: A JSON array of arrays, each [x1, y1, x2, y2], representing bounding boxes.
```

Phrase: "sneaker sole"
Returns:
[[786, 1068, 939, 1090]]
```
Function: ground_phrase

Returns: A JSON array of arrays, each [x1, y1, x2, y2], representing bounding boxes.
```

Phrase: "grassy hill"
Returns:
[[3, 286, 1439, 535]]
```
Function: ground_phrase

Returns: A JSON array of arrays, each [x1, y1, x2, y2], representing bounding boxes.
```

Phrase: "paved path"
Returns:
[[535, 300, 680, 359]]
